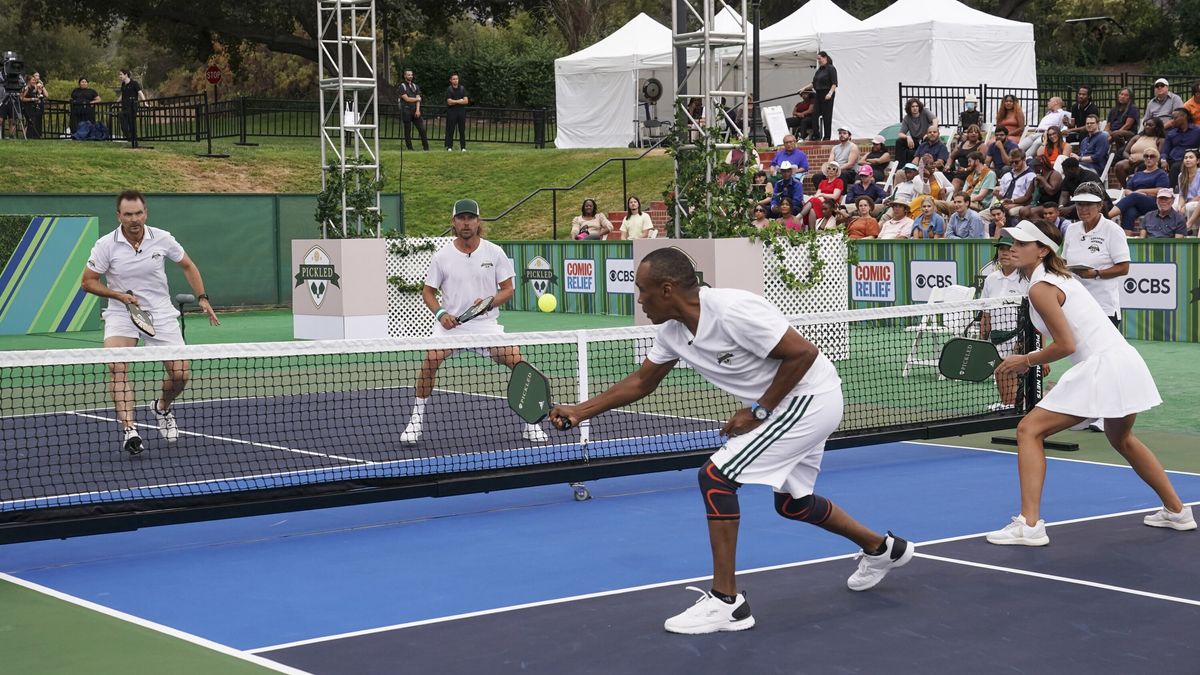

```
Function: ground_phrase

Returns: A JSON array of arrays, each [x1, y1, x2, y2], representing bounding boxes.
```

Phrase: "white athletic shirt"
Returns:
[[1028, 266, 1125, 365], [86, 226, 186, 319], [425, 239, 514, 323], [1061, 217, 1130, 317], [645, 287, 841, 405], [981, 267, 1029, 337]]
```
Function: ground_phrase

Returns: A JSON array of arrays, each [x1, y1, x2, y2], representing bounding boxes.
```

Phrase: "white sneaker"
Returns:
[[986, 515, 1050, 546], [663, 587, 754, 634], [847, 532, 914, 591], [123, 427, 144, 455], [523, 423, 548, 442], [400, 415, 422, 444], [1088, 419, 1105, 433], [1144, 505, 1197, 531], [1069, 418, 1095, 431], [153, 400, 178, 442]]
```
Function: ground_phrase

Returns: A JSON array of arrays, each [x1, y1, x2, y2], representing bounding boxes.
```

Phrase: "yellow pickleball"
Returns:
[[538, 293, 557, 312]]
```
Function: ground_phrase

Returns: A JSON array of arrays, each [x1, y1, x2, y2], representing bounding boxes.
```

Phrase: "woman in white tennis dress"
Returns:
[[986, 219, 1194, 546]]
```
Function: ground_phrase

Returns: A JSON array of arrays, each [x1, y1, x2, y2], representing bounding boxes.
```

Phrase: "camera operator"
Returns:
[[0, 52, 24, 139], [19, 71, 46, 138]]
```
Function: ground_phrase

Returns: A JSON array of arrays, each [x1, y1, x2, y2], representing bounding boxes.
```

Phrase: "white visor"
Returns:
[[1002, 220, 1059, 250]]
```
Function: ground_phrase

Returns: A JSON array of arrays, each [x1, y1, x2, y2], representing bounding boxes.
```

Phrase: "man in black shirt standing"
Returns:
[[69, 77, 102, 134], [445, 72, 469, 152], [117, 68, 145, 148], [398, 69, 429, 151]]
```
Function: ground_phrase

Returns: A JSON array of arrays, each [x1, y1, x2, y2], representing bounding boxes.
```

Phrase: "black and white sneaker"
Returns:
[[847, 531, 914, 591], [663, 586, 754, 634], [123, 427, 144, 456]]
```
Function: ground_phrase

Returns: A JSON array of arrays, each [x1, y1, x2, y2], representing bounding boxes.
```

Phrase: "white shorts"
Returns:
[[711, 388, 843, 498], [432, 318, 505, 358], [102, 310, 185, 346]]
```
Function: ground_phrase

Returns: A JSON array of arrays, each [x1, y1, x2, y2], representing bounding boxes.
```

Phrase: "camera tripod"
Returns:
[[1, 90, 26, 140]]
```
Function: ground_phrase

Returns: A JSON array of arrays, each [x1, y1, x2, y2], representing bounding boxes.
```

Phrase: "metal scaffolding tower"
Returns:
[[671, 0, 750, 237], [317, 0, 382, 237]]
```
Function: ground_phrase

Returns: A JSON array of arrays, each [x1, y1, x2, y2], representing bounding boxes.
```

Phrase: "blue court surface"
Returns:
[[3, 440, 1199, 674]]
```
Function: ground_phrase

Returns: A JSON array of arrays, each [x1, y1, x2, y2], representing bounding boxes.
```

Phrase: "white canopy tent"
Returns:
[[820, 0, 1037, 138], [554, 13, 675, 149]]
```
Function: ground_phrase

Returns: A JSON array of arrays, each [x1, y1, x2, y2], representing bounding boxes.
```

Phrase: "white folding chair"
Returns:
[[882, 160, 899, 190], [902, 284, 978, 378], [1098, 152, 1115, 184]]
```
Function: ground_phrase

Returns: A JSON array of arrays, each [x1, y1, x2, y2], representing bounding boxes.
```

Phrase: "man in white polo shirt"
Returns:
[[400, 198, 548, 444], [81, 189, 220, 455]]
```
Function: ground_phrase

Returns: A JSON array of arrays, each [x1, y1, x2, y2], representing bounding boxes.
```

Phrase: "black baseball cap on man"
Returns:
[[453, 198, 480, 216]]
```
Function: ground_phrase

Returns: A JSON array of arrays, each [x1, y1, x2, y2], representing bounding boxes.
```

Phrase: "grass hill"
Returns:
[[5, 137, 674, 239]]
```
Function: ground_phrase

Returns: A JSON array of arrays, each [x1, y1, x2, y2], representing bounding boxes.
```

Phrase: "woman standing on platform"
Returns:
[[808, 51, 837, 141], [986, 219, 1195, 546]]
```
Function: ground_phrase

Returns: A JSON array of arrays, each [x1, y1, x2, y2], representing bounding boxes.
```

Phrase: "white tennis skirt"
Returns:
[[1037, 343, 1161, 418]]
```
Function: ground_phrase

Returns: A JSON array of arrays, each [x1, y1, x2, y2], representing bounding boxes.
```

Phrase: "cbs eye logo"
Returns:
[[609, 269, 635, 283], [1124, 278, 1171, 294], [915, 273, 953, 289]]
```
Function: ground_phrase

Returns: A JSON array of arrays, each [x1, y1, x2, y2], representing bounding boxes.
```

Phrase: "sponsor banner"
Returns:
[[295, 245, 341, 308], [1119, 263, 1177, 310], [564, 259, 596, 294], [910, 260, 958, 302], [605, 258, 636, 294], [849, 261, 895, 302]]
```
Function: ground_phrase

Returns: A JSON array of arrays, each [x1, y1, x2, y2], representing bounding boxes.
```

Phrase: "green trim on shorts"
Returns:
[[721, 395, 812, 480]]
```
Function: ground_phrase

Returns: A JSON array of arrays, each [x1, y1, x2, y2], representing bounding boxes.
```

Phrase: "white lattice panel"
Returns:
[[387, 237, 452, 337], [763, 235, 850, 360]]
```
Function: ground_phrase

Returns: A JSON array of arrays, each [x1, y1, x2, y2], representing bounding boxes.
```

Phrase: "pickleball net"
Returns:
[[0, 296, 1034, 539]]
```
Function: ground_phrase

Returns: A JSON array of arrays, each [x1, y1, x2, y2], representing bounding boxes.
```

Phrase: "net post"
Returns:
[[1019, 298, 1041, 411], [575, 330, 590, 452]]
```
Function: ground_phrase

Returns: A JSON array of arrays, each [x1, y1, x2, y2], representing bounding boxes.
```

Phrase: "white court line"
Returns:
[[0, 572, 312, 675], [903, 439, 1200, 477], [249, 499, 1200, 654], [72, 412, 372, 465], [914, 552, 1200, 607]]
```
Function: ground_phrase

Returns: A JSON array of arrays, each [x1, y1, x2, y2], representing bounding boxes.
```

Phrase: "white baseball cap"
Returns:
[[778, 160, 797, 171], [1002, 219, 1059, 250]]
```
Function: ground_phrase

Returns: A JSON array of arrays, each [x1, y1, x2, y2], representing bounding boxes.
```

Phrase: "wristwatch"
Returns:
[[197, 294, 210, 301], [751, 402, 771, 421]]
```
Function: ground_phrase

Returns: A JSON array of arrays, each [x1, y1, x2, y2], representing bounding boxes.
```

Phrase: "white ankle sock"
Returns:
[[410, 397, 428, 421]]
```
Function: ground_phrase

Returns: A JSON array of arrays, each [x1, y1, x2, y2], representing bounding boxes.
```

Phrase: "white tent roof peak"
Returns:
[[714, 5, 754, 34], [762, 0, 861, 38], [556, 13, 670, 69], [862, 0, 1029, 28]]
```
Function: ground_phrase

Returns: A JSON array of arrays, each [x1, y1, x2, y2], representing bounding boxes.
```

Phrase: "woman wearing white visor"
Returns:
[[986, 218, 1194, 545]]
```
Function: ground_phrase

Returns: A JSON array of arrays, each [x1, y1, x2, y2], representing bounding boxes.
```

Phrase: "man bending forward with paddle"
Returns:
[[81, 189, 219, 455], [400, 198, 547, 444]]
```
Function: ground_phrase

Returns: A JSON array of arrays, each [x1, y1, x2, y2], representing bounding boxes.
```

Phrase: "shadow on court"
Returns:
[[263, 512, 1199, 675]]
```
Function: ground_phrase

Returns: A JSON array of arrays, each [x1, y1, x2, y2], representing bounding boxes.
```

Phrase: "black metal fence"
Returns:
[[900, 72, 1199, 131], [18, 95, 556, 147]]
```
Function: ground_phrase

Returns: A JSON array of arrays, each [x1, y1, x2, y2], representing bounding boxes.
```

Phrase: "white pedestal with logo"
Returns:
[[292, 239, 388, 340]]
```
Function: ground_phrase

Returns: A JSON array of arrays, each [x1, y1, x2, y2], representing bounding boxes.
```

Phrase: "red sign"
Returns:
[[205, 65, 222, 85]]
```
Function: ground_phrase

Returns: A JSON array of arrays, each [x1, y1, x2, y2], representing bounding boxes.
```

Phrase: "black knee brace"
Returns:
[[698, 461, 741, 520], [774, 492, 833, 525]]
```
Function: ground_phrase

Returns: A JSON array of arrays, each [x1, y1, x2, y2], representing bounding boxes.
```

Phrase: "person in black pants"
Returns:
[[398, 69, 429, 151], [810, 51, 838, 141], [445, 72, 469, 152], [117, 68, 145, 148]]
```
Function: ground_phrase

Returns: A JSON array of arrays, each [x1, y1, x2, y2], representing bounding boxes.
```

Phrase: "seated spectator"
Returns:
[[890, 162, 920, 205], [1034, 125, 1069, 170], [1113, 117, 1166, 187], [1109, 148, 1169, 230], [1105, 87, 1140, 150], [785, 91, 816, 140], [1176, 149, 1200, 233], [862, 134, 892, 183], [993, 94, 1026, 138], [1063, 86, 1099, 144], [878, 201, 914, 239], [620, 196, 656, 239], [1073, 114, 1109, 175], [570, 198, 613, 240], [1139, 188, 1188, 238], [1145, 78, 1184, 126], [1185, 81, 1200, 126], [987, 204, 1010, 237], [1025, 156, 1062, 218], [846, 197, 881, 239], [896, 98, 937, 168], [958, 94, 982, 133], [948, 124, 984, 193], [846, 165, 888, 215], [910, 161, 954, 216], [750, 204, 772, 229], [69, 77, 102, 134], [910, 199, 945, 239], [769, 135, 810, 177], [750, 170, 773, 208], [993, 149, 1036, 217], [723, 145, 760, 177], [945, 193, 987, 238], [985, 126, 1018, 177], [829, 127, 860, 185], [1161, 107, 1200, 187], [964, 151, 997, 211], [913, 126, 950, 171], [800, 161, 844, 228], [776, 196, 803, 231], [770, 161, 805, 216], [1036, 201, 1069, 234], [814, 199, 843, 231], [1057, 157, 1104, 220], [1019, 96, 1071, 153]]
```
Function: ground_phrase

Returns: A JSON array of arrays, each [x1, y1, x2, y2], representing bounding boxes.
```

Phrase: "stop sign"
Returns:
[[205, 65, 222, 85]]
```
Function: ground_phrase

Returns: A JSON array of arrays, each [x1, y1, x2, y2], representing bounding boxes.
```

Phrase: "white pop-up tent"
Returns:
[[819, 0, 1037, 138], [554, 13, 674, 149]]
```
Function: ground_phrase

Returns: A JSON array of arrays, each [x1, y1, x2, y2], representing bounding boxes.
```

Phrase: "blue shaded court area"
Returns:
[[4, 441, 1199, 674]]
